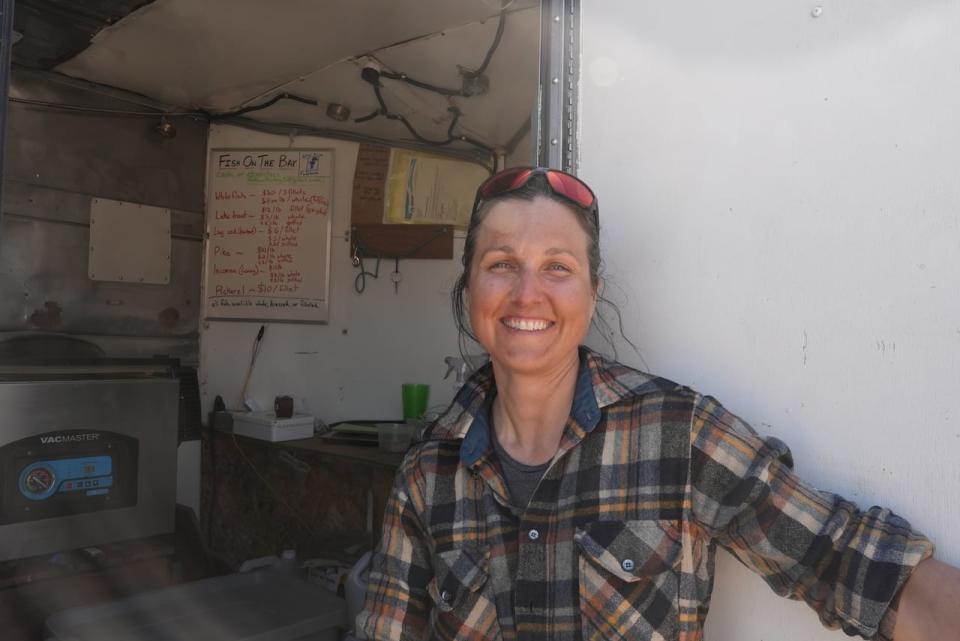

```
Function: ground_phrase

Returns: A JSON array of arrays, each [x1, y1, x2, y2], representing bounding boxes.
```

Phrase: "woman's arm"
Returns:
[[357, 465, 434, 641], [894, 558, 960, 641], [687, 394, 934, 639]]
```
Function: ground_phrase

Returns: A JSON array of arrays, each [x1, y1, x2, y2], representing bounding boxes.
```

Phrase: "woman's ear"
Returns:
[[594, 278, 604, 300]]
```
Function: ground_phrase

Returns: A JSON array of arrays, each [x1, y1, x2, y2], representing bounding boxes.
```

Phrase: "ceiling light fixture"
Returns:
[[326, 103, 351, 122], [153, 116, 177, 139]]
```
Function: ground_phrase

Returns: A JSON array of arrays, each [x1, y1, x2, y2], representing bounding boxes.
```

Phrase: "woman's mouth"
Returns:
[[501, 317, 553, 332]]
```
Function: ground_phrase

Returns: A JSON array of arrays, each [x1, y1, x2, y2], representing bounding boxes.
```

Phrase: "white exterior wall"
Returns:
[[199, 125, 468, 426], [580, 2, 960, 640]]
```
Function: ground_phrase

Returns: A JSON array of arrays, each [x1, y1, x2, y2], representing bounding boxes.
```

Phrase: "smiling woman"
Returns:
[[468, 198, 597, 378], [357, 167, 960, 641], [467, 194, 598, 465]]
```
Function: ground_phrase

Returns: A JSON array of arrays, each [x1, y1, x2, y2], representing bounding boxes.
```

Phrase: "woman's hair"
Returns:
[[451, 173, 639, 361]]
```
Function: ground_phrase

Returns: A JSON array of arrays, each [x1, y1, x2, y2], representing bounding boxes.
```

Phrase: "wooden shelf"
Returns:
[[275, 435, 405, 467]]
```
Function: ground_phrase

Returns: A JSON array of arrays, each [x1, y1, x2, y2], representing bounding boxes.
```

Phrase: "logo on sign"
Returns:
[[300, 152, 321, 176], [40, 433, 101, 445]]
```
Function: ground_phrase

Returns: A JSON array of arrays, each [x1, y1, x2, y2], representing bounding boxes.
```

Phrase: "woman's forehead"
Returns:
[[470, 199, 591, 264], [478, 197, 586, 236]]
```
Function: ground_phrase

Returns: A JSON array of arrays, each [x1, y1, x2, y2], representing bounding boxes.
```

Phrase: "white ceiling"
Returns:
[[54, 0, 541, 156]]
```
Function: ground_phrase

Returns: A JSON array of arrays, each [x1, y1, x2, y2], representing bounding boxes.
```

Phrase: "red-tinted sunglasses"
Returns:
[[472, 167, 599, 226]]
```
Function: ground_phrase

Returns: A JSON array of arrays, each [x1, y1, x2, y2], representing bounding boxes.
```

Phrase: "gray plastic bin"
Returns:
[[44, 571, 346, 641]]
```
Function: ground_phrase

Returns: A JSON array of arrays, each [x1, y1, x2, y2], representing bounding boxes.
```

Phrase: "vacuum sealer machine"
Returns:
[[0, 361, 181, 562]]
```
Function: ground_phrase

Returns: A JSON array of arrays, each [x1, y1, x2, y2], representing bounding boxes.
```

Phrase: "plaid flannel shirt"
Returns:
[[358, 347, 933, 641]]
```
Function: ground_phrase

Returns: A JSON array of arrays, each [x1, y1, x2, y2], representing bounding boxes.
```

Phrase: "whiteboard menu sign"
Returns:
[[203, 149, 334, 323]]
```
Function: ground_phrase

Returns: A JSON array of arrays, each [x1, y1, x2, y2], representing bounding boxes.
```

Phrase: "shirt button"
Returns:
[[440, 590, 452, 603], [621, 558, 635, 572], [527, 529, 540, 541]]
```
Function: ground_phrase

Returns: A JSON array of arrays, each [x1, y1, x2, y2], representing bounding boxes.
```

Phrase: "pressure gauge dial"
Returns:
[[20, 464, 57, 499]]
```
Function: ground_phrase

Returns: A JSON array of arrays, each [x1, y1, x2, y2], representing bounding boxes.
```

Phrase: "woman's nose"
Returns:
[[512, 268, 543, 303]]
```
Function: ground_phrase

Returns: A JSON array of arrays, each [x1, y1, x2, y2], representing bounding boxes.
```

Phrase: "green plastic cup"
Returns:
[[401, 383, 430, 420]]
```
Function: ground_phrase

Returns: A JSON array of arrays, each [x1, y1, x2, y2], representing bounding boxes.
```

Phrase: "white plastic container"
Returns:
[[273, 549, 305, 579], [45, 571, 346, 641], [233, 412, 314, 442], [345, 551, 374, 633]]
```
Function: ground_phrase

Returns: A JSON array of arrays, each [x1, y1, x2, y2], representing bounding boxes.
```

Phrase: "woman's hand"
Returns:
[[895, 558, 960, 640]]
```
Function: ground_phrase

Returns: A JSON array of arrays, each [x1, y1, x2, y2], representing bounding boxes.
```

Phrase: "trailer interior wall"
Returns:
[[1, 70, 205, 360], [579, 2, 960, 640], [2, 70, 207, 515], [199, 123, 472, 431]]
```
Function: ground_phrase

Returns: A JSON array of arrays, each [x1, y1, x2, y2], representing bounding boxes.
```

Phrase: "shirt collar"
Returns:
[[431, 347, 660, 466]]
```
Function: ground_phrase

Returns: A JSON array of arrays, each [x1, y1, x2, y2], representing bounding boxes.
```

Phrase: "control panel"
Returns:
[[19, 456, 114, 501], [1, 430, 138, 526]]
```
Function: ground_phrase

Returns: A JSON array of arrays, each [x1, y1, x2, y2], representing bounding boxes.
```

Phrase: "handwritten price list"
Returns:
[[204, 150, 334, 322]]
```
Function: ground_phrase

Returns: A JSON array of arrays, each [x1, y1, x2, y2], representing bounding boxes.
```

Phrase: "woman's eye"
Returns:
[[547, 263, 571, 272], [489, 261, 513, 271]]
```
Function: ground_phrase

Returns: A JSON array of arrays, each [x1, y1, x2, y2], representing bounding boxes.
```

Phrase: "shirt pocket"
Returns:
[[575, 520, 682, 641], [427, 545, 501, 640]]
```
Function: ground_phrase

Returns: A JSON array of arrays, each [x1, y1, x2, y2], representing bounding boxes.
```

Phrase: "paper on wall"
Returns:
[[383, 149, 488, 228]]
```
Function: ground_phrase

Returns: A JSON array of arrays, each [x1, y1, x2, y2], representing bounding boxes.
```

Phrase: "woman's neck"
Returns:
[[490, 351, 580, 466]]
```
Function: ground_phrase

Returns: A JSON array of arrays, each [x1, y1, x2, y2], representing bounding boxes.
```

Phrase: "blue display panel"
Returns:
[[1, 429, 138, 527], [18, 456, 114, 501]]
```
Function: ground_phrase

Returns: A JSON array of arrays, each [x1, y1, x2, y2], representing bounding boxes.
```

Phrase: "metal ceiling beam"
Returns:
[[0, 0, 15, 246], [537, 0, 580, 173]]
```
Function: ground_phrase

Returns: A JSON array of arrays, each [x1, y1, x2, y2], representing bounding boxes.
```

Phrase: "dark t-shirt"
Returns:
[[490, 415, 550, 511]]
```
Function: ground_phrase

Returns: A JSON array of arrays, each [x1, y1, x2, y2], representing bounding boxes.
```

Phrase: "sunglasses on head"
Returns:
[[471, 166, 599, 226]]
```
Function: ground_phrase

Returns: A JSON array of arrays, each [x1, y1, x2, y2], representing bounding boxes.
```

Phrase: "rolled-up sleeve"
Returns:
[[357, 463, 434, 641], [688, 395, 934, 640]]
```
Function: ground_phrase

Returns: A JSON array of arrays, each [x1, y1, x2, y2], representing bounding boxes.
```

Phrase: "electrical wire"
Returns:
[[379, 70, 461, 97], [353, 253, 381, 294], [361, 77, 496, 169], [351, 225, 451, 294], [209, 92, 319, 121], [7, 96, 205, 118], [208, 4, 508, 132], [353, 108, 380, 124], [10, 92, 494, 170], [10, 8, 508, 168], [374, 3, 508, 97], [473, 4, 508, 77], [371, 82, 460, 147], [200, 115, 492, 171], [347, 4, 508, 168]]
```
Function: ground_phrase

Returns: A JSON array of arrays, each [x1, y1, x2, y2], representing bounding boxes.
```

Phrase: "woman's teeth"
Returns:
[[503, 318, 550, 331]]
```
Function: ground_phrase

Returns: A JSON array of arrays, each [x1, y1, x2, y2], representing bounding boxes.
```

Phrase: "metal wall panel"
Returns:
[[0, 217, 200, 336], [6, 73, 206, 211], [3, 181, 203, 238], [0, 69, 205, 359]]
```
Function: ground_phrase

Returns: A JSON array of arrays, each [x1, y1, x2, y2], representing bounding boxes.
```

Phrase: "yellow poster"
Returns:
[[383, 150, 489, 228]]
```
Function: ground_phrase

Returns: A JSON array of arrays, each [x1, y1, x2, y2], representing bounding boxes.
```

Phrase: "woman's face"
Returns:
[[467, 196, 597, 377]]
